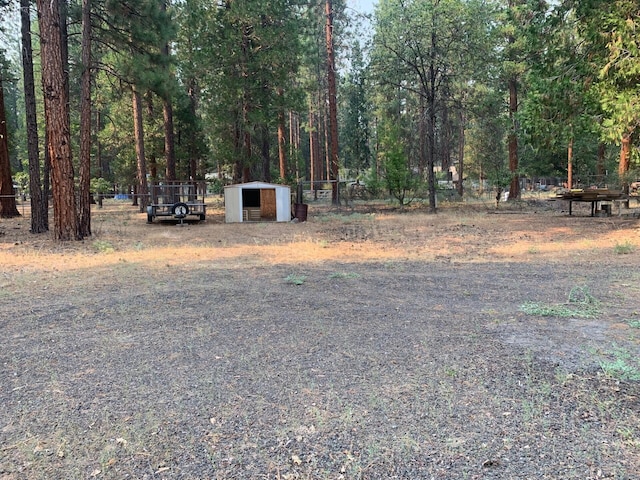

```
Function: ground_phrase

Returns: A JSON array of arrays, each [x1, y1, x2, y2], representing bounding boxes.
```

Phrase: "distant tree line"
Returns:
[[0, 0, 638, 237]]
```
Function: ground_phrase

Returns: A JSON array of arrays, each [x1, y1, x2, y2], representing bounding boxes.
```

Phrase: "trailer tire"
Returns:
[[172, 202, 190, 217]]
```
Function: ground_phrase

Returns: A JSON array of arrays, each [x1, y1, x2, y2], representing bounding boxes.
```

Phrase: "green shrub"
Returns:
[[285, 274, 307, 285], [614, 241, 635, 255]]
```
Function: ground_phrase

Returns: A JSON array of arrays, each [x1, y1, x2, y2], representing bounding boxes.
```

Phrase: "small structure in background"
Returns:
[[224, 181, 291, 223], [147, 182, 206, 223]]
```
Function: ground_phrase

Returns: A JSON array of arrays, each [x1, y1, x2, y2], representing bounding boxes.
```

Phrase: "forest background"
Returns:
[[0, 0, 640, 239]]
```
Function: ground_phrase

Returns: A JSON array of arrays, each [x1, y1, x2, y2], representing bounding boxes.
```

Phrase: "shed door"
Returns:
[[260, 189, 276, 219]]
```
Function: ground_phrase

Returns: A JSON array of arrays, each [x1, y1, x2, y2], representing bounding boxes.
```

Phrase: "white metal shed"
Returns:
[[224, 181, 292, 223]]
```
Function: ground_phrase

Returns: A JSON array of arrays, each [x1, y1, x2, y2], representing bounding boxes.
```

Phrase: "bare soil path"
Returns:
[[1, 200, 639, 479]]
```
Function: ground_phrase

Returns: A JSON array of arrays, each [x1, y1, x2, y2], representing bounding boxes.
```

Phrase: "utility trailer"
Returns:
[[146, 182, 206, 223]]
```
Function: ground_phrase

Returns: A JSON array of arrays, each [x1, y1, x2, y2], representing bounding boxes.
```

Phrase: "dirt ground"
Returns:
[[1, 198, 640, 479]]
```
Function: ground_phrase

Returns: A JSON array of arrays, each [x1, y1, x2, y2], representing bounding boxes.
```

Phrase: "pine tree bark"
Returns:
[[161, 0, 177, 181], [37, 0, 79, 240], [457, 109, 465, 198], [20, 0, 47, 231], [0, 75, 21, 218], [277, 113, 287, 180], [418, 96, 427, 178], [309, 103, 319, 196], [325, 0, 339, 205], [619, 134, 631, 193], [78, 0, 92, 237], [43, 130, 51, 223], [426, 31, 438, 213], [567, 135, 573, 189], [188, 78, 198, 180], [95, 109, 103, 178], [508, 76, 520, 200], [507, 0, 520, 201], [163, 100, 177, 181], [132, 87, 148, 211]]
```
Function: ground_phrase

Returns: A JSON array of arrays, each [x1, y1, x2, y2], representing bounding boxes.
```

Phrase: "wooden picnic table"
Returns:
[[556, 189, 626, 216]]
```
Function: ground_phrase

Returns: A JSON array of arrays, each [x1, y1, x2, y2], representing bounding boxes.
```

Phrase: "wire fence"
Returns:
[[0, 194, 31, 216]]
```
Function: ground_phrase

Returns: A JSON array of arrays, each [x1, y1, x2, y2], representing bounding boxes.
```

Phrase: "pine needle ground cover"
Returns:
[[1, 202, 639, 479]]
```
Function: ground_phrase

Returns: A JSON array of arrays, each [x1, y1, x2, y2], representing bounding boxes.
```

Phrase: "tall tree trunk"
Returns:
[[418, 96, 426, 178], [426, 97, 437, 212], [261, 125, 271, 182], [132, 87, 148, 211], [163, 100, 177, 181], [188, 78, 198, 180], [241, 95, 252, 182], [567, 135, 573, 190], [507, 0, 520, 201], [457, 109, 465, 198], [325, 0, 339, 205], [145, 92, 157, 181], [290, 111, 301, 181], [59, 0, 70, 125], [149, 153, 157, 180], [78, 0, 92, 237], [426, 31, 438, 213], [43, 130, 51, 225], [507, 76, 519, 200], [309, 102, 316, 194], [161, 0, 177, 182], [0, 75, 21, 218], [20, 0, 47, 231], [95, 109, 103, 177], [37, 0, 79, 240], [323, 92, 330, 181], [277, 99, 287, 180], [619, 133, 631, 193], [441, 97, 451, 173]]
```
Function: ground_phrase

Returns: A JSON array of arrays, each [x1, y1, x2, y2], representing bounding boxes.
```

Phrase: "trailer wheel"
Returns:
[[146, 206, 154, 224], [172, 202, 189, 217]]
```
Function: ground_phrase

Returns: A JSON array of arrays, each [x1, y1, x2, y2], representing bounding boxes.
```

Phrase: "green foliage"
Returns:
[[600, 348, 640, 381], [362, 167, 384, 198], [13, 171, 29, 193], [189, 0, 306, 180], [378, 123, 420, 206], [520, 286, 601, 319], [371, 0, 501, 204], [339, 41, 372, 177], [518, 4, 603, 179], [613, 241, 635, 255], [465, 86, 508, 183], [93, 240, 115, 253], [485, 166, 513, 206], [285, 273, 307, 285], [574, 0, 640, 173], [90, 178, 112, 195], [9, 0, 640, 206], [329, 272, 362, 279], [486, 167, 513, 192]]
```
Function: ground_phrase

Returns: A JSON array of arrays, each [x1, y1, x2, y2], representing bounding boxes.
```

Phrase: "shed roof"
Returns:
[[224, 181, 290, 190]]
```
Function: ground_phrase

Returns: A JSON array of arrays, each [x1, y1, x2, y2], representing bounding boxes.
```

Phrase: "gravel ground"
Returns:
[[1, 201, 639, 479]]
